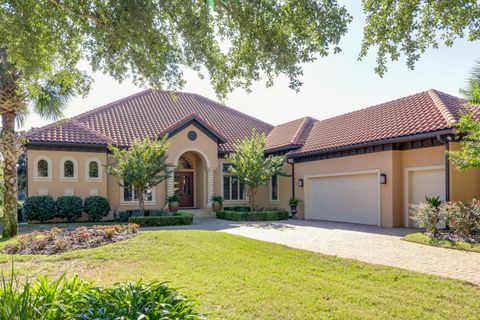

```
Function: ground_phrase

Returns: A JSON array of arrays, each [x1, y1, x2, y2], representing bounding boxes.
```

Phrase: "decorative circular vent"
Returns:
[[187, 130, 197, 141]]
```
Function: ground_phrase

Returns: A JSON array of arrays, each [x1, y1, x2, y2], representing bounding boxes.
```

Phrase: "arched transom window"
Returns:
[[64, 160, 74, 177], [37, 159, 49, 177], [89, 161, 99, 178], [177, 156, 193, 169]]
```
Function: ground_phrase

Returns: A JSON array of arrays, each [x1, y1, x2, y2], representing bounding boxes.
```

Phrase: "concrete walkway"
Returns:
[[154, 218, 480, 285]]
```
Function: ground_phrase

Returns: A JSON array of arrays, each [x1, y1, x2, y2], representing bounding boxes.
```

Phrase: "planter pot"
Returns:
[[169, 201, 179, 213], [289, 205, 298, 218], [212, 201, 223, 211]]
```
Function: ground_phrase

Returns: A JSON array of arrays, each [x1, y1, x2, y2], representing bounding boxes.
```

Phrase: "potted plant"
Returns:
[[288, 197, 301, 218], [211, 195, 223, 211], [167, 195, 179, 213]]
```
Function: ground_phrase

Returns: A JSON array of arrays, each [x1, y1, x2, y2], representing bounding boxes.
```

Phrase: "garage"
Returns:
[[305, 171, 380, 226], [406, 166, 445, 227]]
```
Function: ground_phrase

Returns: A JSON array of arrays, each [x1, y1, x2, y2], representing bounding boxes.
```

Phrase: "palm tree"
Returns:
[[0, 48, 73, 237], [460, 60, 480, 106]]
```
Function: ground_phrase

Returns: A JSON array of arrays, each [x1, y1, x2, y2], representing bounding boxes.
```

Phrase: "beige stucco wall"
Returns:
[[449, 142, 480, 201]]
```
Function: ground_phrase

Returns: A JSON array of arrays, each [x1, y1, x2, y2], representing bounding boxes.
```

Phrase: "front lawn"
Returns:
[[0, 231, 479, 319], [404, 232, 480, 253]]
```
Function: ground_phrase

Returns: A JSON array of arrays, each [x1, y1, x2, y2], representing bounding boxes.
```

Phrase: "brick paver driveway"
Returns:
[[159, 217, 480, 284]]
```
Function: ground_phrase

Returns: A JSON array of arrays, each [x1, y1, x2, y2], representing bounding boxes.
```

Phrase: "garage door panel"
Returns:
[[306, 173, 380, 225]]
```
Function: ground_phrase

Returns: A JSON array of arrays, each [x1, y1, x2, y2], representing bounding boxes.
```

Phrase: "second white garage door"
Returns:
[[306, 172, 380, 225]]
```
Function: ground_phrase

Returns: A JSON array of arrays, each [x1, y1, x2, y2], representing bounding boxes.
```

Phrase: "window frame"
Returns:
[[60, 157, 78, 181], [85, 158, 102, 181], [270, 174, 279, 202], [120, 183, 156, 205], [33, 156, 52, 182], [221, 162, 246, 202]]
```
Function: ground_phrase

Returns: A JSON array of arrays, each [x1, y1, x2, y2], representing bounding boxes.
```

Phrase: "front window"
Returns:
[[271, 175, 278, 201], [222, 163, 245, 201], [89, 161, 99, 178], [37, 159, 49, 177], [123, 184, 154, 202], [64, 160, 74, 178]]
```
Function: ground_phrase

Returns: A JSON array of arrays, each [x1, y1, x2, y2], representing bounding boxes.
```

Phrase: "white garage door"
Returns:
[[306, 172, 380, 225], [407, 168, 445, 227]]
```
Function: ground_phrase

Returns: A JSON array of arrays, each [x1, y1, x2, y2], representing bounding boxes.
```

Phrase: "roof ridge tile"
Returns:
[[427, 89, 457, 126]]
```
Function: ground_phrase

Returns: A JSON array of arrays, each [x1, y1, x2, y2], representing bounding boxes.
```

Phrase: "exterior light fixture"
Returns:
[[298, 178, 304, 187], [380, 173, 387, 184]]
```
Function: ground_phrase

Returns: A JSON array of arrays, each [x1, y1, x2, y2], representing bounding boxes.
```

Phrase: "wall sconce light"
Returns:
[[380, 173, 387, 184], [298, 179, 304, 187]]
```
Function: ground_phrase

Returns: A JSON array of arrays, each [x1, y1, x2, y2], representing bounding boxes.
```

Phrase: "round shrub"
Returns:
[[84, 196, 111, 221], [56, 196, 83, 222], [24, 196, 56, 222]]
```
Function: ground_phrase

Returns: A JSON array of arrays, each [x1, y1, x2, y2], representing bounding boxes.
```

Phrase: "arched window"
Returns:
[[177, 156, 193, 169], [37, 159, 48, 177], [89, 161, 99, 178], [64, 160, 74, 178]]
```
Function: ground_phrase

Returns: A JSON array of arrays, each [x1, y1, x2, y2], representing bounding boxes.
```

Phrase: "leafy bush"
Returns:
[[116, 210, 167, 222], [56, 196, 83, 222], [223, 206, 251, 212], [211, 195, 223, 202], [129, 213, 193, 227], [0, 272, 203, 319], [441, 200, 480, 235], [84, 196, 111, 221], [410, 202, 444, 235], [23, 196, 56, 222], [216, 210, 288, 221]]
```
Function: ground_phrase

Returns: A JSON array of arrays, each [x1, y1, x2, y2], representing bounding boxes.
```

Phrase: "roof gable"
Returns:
[[266, 117, 316, 152], [160, 113, 226, 143]]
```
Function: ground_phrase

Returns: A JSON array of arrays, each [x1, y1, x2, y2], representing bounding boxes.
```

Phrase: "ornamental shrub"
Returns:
[[23, 196, 56, 222], [216, 210, 288, 221], [441, 200, 480, 236], [84, 196, 111, 221], [56, 196, 83, 222], [410, 202, 444, 235], [128, 213, 193, 227]]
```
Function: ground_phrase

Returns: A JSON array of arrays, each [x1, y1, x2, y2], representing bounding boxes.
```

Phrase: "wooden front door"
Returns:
[[174, 171, 194, 207]]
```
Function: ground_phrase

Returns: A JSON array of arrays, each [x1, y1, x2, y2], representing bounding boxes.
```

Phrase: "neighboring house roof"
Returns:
[[291, 89, 476, 157], [25, 90, 273, 152], [265, 117, 316, 152]]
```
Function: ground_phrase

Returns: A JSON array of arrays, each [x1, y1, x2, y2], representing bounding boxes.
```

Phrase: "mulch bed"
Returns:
[[2, 224, 139, 255], [431, 231, 480, 244]]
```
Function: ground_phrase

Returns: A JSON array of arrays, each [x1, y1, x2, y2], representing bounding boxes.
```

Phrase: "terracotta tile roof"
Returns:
[[292, 89, 476, 156], [26, 90, 273, 152], [26, 119, 114, 145], [265, 117, 316, 152]]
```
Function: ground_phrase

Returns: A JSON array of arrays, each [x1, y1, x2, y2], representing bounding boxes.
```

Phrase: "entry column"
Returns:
[[206, 167, 215, 209]]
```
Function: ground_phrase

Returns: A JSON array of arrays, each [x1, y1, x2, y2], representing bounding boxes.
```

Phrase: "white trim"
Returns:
[[403, 165, 444, 227], [304, 169, 382, 226], [120, 184, 156, 205], [33, 156, 52, 182], [219, 160, 247, 203], [60, 157, 78, 181], [85, 157, 103, 181], [269, 175, 279, 203]]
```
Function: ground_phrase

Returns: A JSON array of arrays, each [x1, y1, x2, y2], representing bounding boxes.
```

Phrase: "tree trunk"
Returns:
[[248, 186, 256, 212], [1, 112, 18, 237], [137, 189, 145, 216]]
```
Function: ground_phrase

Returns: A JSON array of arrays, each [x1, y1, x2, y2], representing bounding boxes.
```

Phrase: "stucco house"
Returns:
[[24, 89, 480, 227]]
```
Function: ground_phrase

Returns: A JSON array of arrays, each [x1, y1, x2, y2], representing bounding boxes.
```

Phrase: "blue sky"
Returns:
[[24, 1, 480, 130]]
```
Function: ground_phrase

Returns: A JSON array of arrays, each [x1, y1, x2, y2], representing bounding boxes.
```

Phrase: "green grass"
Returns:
[[404, 232, 480, 253], [0, 231, 479, 319]]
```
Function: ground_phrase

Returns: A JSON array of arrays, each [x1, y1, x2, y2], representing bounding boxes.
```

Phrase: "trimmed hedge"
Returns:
[[56, 196, 83, 222], [84, 196, 111, 221], [116, 210, 167, 222], [24, 196, 56, 222], [216, 210, 288, 221], [128, 213, 193, 227]]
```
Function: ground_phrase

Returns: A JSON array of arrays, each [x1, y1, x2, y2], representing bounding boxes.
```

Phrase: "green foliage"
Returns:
[[288, 197, 301, 206], [360, 1, 480, 76], [84, 196, 111, 222], [227, 129, 285, 210], [0, 272, 202, 319], [459, 61, 480, 105], [128, 213, 193, 227], [167, 195, 179, 203], [216, 210, 288, 221], [410, 201, 444, 235], [211, 195, 223, 203], [56, 195, 83, 222], [106, 137, 171, 215], [23, 196, 56, 223], [116, 210, 168, 222], [425, 196, 442, 209], [223, 206, 250, 212], [441, 200, 480, 236], [404, 232, 480, 253], [448, 113, 480, 170]]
